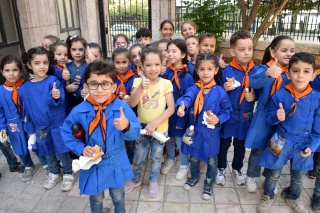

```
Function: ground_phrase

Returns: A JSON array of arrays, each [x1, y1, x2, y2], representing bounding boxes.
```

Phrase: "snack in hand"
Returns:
[[226, 77, 235, 84], [206, 110, 214, 117], [90, 145, 103, 161]]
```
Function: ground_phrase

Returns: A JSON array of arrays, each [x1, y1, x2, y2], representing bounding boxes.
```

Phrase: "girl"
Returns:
[[176, 53, 232, 200], [129, 43, 145, 74], [186, 35, 199, 76], [85, 42, 103, 65], [113, 34, 130, 49], [160, 39, 194, 181], [20, 46, 74, 192], [42, 35, 59, 50], [180, 20, 197, 39], [159, 20, 174, 40], [155, 39, 170, 75], [125, 46, 175, 198], [244, 35, 295, 193], [48, 41, 70, 83]]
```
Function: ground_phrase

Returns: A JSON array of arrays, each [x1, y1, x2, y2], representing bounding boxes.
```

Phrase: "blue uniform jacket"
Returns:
[[219, 64, 259, 140], [245, 64, 290, 148], [176, 85, 232, 163], [116, 74, 138, 97], [187, 58, 195, 77], [257, 88, 320, 171], [163, 68, 194, 137], [61, 99, 141, 196]]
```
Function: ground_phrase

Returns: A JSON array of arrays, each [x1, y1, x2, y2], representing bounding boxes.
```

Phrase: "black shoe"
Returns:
[[9, 162, 25, 173], [312, 193, 320, 212], [280, 186, 290, 199], [183, 177, 199, 190], [307, 169, 317, 179], [202, 178, 213, 200]]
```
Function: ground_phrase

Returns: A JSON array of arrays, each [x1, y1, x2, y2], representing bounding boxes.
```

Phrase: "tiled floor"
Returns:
[[0, 148, 316, 213]]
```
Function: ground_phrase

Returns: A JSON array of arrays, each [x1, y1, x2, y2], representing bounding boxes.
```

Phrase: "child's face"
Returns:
[[54, 45, 68, 66], [114, 37, 128, 48], [131, 47, 142, 68], [137, 37, 152, 45], [159, 23, 174, 40], [42, 38, 52, 50], [168, 43, 185, 66], [1, 62, 21, 84], [70, 41, 85, 63], [288, 61, 315, 93], [27, 54, 49, 79], [196, 60, 218, 85], [114, 53, 130, 75], [186, 37, 199, 57], [156, 42, 168, 62], [181, 23, 196, 38], [84, 73, 116, 104], [85, 47, 102, 64], [199, 37, 216, 54], [230, 38, 253, 67], [142, 53, 162, 81], [271, 39, 295, 67]]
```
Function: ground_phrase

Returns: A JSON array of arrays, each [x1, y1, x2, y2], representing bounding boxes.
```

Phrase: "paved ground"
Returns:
[[0, 147, 316, 213]]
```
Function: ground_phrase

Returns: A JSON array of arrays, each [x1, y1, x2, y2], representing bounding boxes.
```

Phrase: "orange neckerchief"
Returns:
[[86, 94, 116, 142], [267, 59, 288, 97], [192, 57, 197, 65], [115, 69, 135, 96], [229, 58, 255, 105], [169, 64, 185, 91], [284, 83, 312, 117], [132, 66, 138, 74], [4, 79, 24, 112], [55, 64, 64, 70], [194, 79, 216, 121]]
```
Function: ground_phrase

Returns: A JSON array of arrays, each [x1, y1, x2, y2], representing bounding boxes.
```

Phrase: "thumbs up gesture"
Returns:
[[86, 46, 96, 64], [277, 103, 285, 121], [113, 107, 129, 130], [177, 101, 186, 117], [266, 58, 283, 78], [62, 64, 70, 81], [138, 70, 150, 90], [219, 54, 227, 68], [52, 82, 60, 99]]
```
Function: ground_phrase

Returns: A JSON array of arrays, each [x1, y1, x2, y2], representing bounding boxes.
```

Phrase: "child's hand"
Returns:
[[145, 121, 157, 135], [244, 88, 255, 102], [75, 75, 81, 84], [0, 129, 8, 143], [219, 54, 227, 68], [62, 65, 70, 81], [161, 65, 166, 75], [86, 46, 96, 63], [138, 71, 150, 90], [277, 103, 285, 121], [177, 101, 185, 117], [66, 82, 80, 93], [300, 147, 312, 157], [266, 58, 282, 78], [52, 82, 60, 99], [81, 88, 88, 99], [206, 113, 220, 125], [83, 146, 95, 157], [223, 81, 234, 91], [113, 107, 129, 131]]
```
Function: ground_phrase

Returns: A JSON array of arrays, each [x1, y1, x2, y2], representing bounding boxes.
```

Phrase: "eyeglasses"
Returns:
[[87, 81, 114, 90]]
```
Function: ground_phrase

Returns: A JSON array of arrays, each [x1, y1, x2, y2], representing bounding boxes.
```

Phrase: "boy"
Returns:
[[216, 30, 258, 186], [61, 60, 141, 213], [186, 35, 199, 76], [257, 52, 320, 213], [136, 28, 152, 45]]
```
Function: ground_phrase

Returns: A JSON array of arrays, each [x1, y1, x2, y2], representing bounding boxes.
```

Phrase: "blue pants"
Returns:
[[190, 155, 217, 183], [0, 141, 18, 167], [45, 152, 72, 175], [218, 137, 245, 171], [90, 187, 125, 213], [313, 152, 320, 196], [124, 140, 135, 164], [165, 136, 189, 166], [247, 148, 265, 178]]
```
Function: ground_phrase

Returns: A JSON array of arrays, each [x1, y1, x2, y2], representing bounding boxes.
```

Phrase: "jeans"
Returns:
[[264, 166, 306, 199], [247, 148, 265, 178], [165, 136, 189, 166], [190, 155, 217, 183], [90, 187, 125, 213], [19, 153, 34, 168], [313, 152, 320, 196], [132, 134, 164, 182], [45, 152, 72, 175], [32, 148, 47, 166], [0, 141, 18, 167], [125, 140, 135, 164], [218, 137, 245, 171]]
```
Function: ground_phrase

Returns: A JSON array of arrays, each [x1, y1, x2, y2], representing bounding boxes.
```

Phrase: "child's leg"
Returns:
[[124, 140, 135, 164], [287, 169, 306, 200], [202, 156, 218, 200], [263, 167, 282, 198], [33, 148, 48, 166], [217, 137, 232, 169], [19, 153, 35, 168], [58, 152, 72, 175], [45, 152, 61, 175], [161, 137, 176, 175], [312, 154, 320, 211], [0, 141, 18, 167], [190, 156, 201, 179], [89, 192, 104, 213], [247, 148, 264, 178], [132, 135, 151, 182], [175, 136, 189, 166], [109, 187, 125, 213], [232, 138, 246, 171], [149, 138, 165, 182], [19, 153, 36, 182]]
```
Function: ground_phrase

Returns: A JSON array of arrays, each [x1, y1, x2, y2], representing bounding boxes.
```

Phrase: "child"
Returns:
[[129, 44, 145, 74], [155, 39, 170, 75], [185, 35, 199, 76], [216, 30, 258, 186], [151, 20, 175, 46], [160, 39, 194, 180], [125, 46, 175, 198], [49, 41, 70, 83], [136, 28, 152, 45], [61, 60, 141, 213], [42, 35, 59, 50], [113, 34, 130, 49], [85, 42, 103, 65], [20, 46, 74, 191], [256, 52, 319, 213], [245, 35, 295, 193], [176, 53, 232, 200], [180, 20, 197, 39]]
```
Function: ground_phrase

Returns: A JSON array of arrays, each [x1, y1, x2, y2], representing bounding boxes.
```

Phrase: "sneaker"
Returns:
[[9, 162, 25, 173], [257, 195, 273, 213], [124, 180, 141, 193], [161, 159, 175, 175], [202, 178, 213, 200], [233, 169, 245, 185], [176, 165, 189, 180], [246, 177, 257, 193], [149, 182, 160, 198], [285, 198, 308, 213], [44, 173, 62, 190], [280, 187, 290, 199], [307, 169, 317, 179], [274, 186, 278, 195], [215, 168, 226, 186], [311, 193, 320, 212], [21, 166, 35, 182], [184, 177, 199, 190], [43, 165, 50, 177], [61, 174, 74, 192]]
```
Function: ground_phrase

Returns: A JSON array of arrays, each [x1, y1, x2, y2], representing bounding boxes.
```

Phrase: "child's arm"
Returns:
[[215, 90, 232, 125], [176, 86, 197, 117], [129, 73, 150, 107], [305, 103, 320, 154], [49, 79, 65, 106], [266, 93, 285, 125]]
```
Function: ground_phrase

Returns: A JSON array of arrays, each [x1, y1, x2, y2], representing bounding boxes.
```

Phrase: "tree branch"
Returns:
[[238, 0, 247, 29], [244, 0, 261, 29]]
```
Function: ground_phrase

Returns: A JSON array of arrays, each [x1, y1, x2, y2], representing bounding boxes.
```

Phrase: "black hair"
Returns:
[[230, 30, 252, 48], [0, 55, 29, 84], [83, 59, 117, 83], [193, 53, 221, 83], [185, 35, 199, 42], [112, 47, 130, 61], [113, 34, 130, 48], [199, 33, 216, 45], [129, 44, 145, 61], [160, 20, 174, 30], [87, 42, 103, 57], [167, 39, 188, 77], [140, 46, 163, 65], [156, 38, 170, 47], [66, 35, 88, 60], [288, 52, 316, 72], [261, 35, 294, 64], [21, 46, 50, 74], [48, 40, 67, 65], [136, 28, 152, 39]]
